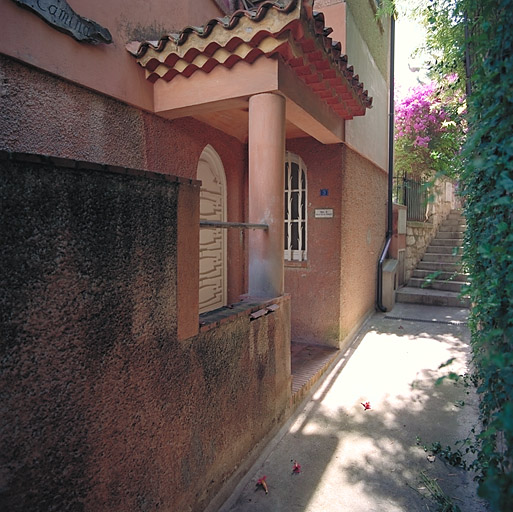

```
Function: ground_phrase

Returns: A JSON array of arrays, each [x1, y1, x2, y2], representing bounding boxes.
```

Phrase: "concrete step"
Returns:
[[439, 224, 466, 232], [429, 238, 463, 247], [425, 245, 463, 255], [435, 231, 465, 239], [396, 286, 470, 307], [443, 219, 466, 227], [384, 303, 469, 324], [408, 277, 468, 293], [422, 253, 462, 263], [416, 261, 463, 272], [412, 269, 469, 282]]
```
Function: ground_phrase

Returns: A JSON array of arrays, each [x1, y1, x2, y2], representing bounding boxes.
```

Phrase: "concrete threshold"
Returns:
[[384, 302, 469, 325], [291, 342, 339, 407]]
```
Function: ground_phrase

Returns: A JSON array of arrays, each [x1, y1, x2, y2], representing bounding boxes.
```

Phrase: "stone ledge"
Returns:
[[407, 220, 433, 229], [199, 295, 290, 333], [0, 150, 201, 187]]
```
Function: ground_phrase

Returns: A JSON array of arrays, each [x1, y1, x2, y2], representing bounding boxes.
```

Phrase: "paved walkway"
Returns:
[[219, 304, 488, 512]]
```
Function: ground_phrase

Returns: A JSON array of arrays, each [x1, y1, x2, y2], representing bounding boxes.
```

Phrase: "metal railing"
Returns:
[[199, 220, 268, 230], [393, 176, 428, 222]]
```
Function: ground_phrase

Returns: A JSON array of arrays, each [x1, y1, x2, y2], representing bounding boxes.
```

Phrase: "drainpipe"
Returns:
[[377, 13, 395, 312]]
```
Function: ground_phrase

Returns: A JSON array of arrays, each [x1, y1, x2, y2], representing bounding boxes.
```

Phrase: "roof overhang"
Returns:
[[127, 0, 372, 144]]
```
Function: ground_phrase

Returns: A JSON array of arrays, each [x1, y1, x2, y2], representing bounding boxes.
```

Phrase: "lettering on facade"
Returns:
[[11, 0, 112, 44], [314, 208, 334, 219]]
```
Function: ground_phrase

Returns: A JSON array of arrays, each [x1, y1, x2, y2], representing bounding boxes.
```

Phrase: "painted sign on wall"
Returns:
[[10, 0, 112, 44], [314, 208, 334, 219]]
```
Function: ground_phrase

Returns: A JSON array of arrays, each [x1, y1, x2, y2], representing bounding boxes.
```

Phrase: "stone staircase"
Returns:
[[396, 210, 470, 308]]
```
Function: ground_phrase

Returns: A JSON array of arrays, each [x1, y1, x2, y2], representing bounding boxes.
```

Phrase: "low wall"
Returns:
[[0, 54, 248, 304], [405, 221, 436, 281], [405, 180, 454, 281], [0, 154, 291, 512]]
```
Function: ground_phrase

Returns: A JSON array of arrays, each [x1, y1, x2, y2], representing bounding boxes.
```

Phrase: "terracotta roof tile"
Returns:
[[127, 0, 372, 119]]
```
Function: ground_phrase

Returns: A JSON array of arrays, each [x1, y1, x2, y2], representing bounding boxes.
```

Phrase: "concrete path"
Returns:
[[219, 304, 488, 512]]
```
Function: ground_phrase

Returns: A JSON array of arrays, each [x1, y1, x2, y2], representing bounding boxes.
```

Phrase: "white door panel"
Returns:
[[197, 146, 227, 314]]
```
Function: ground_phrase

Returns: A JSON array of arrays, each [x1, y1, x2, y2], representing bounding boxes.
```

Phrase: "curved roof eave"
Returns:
[[126, 0, 373, 119]]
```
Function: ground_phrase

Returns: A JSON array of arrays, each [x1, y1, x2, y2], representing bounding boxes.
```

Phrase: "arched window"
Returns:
[[284, 152, 307, 262], [197, 145, 227, 313]]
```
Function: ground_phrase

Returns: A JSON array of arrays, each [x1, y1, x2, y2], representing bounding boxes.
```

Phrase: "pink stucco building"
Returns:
[[0, 1, 393, 510]]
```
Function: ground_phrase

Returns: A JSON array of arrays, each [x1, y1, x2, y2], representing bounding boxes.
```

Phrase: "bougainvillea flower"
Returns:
[[361, 401, 371, 410], [257, 475, 268, 494], [292, 460, 301, 473]]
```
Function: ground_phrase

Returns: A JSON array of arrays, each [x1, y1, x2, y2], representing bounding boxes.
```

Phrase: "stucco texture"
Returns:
[[284, 141, 387, 348], [345, 0, 390, 83], [0, 156, 290, 512], [0, 54, 247, 302], [0, 0, 224, 109], [285, 139, 343, 346], [339, 144, 387, 339]]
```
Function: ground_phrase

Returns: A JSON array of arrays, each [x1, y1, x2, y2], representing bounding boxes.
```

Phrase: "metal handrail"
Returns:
[[200, 220, 268, 230]]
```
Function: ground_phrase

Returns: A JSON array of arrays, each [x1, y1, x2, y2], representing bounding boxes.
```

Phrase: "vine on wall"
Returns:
[[459, 0, 513, 509], [378, 1, 513, 509]]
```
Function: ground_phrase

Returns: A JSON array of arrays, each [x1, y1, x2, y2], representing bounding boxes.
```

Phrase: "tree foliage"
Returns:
[[394, 79, 465, 180]]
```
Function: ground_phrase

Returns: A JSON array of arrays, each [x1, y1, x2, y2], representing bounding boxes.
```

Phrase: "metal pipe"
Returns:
[[200, 220, 268, 230], [377, 14, 395, 312]]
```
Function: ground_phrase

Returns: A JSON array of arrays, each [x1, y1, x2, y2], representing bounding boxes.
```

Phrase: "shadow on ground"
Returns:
[[222, 314, 488, 512]]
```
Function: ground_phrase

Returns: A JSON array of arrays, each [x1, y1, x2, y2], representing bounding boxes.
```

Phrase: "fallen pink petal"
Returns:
[[292, 460, 301, 473], [256, 476, 268, 494]]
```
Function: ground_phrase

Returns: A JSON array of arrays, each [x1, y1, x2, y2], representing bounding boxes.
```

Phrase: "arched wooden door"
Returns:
[[196, 145, 227, 314]]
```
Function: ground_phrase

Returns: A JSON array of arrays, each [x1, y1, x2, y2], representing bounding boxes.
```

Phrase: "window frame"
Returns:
[[284, 152, 308, 262]]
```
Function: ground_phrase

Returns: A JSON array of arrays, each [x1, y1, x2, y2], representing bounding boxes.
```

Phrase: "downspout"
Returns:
[[376, 13, 395, 312]]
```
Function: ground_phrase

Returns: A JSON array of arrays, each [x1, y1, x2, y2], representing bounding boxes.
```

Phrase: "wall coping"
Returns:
[[199, 295, 291, 333], [407, 220, 433, 229], [0, 150, 201, 187]]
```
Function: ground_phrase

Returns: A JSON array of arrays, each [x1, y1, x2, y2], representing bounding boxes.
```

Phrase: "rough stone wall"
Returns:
[[0, 54, 247, 301], [425, 179, 454, 231], [405, 180, 454, 281], [0, 155, 290, 512], [405, 222, 435, 281], [339, 144, 388, 341]]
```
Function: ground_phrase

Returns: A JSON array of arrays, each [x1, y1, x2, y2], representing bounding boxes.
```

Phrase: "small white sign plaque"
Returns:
[[314, 208, 334, 218]]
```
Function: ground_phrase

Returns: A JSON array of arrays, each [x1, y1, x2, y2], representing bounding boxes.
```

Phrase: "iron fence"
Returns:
[[393, 176, 428, 222]]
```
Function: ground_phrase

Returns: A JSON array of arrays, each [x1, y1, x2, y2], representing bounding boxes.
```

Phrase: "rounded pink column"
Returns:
[[248, 92, 286, 298]]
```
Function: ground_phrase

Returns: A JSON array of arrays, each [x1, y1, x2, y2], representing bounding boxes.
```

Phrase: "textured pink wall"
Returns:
[[0, 155, 290, 512], [339, 144, 388, 338], [285, 139, 343, 346], [0, 0, 224, 109], [0, 55, 247, 301], [284, 140, 387, 347], [142, 114, 248, 302]]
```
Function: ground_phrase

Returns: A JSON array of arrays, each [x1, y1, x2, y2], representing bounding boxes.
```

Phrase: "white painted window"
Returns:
[[284, 152, 307, 262]]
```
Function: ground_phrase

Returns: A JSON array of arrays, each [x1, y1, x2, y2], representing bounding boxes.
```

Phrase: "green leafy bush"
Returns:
[[380, 1, 513, 509], [459, 0, 513, 509]]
